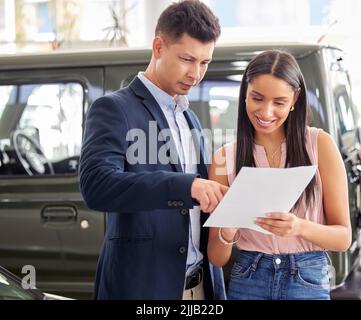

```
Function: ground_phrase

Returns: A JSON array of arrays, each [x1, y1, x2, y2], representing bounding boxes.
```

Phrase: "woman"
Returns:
[[207, 50, 351, 300]]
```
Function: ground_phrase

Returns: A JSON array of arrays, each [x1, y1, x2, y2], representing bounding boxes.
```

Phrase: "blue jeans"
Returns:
[[227, 250, 330, 300]]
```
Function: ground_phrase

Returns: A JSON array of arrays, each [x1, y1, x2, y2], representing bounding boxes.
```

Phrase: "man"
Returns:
[[79, 0, 227, 300]]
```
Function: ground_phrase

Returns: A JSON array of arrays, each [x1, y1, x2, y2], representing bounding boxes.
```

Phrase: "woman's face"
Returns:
[[245, 74, 299, 136]]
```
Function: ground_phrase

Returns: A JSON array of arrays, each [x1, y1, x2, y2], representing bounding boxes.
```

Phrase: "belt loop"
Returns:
[[289, 254, 297, 275], [251, 253, 263, 271]]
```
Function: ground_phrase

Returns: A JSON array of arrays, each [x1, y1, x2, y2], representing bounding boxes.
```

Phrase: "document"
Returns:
[[203, 166, 317, 234]]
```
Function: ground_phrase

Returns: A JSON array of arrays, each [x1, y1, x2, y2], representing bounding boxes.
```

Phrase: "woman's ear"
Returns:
[[244, 87, 250, 106], [244, 96, 249, 107], [293, 88, 301, 105]]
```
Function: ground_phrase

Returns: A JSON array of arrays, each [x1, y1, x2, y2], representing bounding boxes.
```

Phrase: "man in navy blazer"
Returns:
[[79, 0, 227, 300]]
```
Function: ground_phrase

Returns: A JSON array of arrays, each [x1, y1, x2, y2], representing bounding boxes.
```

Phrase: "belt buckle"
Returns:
[[185, 267, 202, 290]]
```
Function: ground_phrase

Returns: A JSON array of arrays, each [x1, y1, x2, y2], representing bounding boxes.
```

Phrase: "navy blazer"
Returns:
[[79, 77, 225, 300]]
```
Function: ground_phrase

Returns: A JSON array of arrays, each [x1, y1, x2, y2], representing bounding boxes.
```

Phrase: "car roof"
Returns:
[[0, 42, 340, 71]]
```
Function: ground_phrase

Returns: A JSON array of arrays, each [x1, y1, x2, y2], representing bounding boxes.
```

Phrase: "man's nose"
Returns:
[[187, 63, 201, 82]]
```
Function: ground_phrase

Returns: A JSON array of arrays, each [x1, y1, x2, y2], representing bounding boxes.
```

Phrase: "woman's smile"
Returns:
[[255, 116, 276, 128]]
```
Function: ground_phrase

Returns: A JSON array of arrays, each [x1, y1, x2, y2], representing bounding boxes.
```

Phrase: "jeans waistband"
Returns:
[[237, 250, 327, 271]]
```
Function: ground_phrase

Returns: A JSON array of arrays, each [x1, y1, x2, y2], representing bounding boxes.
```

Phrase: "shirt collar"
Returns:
[[137, 72, 189, 113]]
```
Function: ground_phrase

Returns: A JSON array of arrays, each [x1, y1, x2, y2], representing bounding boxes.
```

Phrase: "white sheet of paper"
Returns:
[[203, 166, 317, 234]]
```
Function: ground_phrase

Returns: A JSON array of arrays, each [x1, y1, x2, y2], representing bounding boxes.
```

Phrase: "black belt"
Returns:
[[185, 267, 203, 290]]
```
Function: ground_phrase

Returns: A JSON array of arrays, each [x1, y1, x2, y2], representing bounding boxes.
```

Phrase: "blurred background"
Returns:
[[0, 0, 360, 109]]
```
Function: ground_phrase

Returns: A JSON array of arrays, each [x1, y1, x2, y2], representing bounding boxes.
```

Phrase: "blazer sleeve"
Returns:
[[79, 94, 197, 212]]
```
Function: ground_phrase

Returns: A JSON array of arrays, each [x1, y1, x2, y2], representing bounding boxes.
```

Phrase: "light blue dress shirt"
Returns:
[[137, 72, 202, 276]]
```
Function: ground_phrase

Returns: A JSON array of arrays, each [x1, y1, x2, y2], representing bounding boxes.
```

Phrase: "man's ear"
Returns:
[[152, 36, 165, 59]]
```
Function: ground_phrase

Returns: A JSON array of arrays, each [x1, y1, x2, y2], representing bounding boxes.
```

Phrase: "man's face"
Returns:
[[152, 33, 215, 96]]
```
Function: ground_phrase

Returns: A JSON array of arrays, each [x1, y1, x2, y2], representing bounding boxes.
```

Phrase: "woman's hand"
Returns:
[[254, 212, 302, 237]]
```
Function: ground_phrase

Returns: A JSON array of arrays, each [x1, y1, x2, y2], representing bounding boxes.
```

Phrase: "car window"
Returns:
[[189, 79, 240, 152], [0, 273, 36, 300], [327, 49, 358, 152], [0, 85, 14, 119], [0, 82, 84, 177], [336, 90, 355, 133]]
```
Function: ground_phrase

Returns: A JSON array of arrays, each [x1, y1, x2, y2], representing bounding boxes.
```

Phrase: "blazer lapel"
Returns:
[[129, 77, 183, 173], [183, 109, 208, 179]]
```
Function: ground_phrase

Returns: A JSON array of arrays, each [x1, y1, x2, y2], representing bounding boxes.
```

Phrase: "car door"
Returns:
[[0, 67, 104, 298], [324, 48, 361, 285]]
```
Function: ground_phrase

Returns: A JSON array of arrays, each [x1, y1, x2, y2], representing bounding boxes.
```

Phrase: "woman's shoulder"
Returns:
[[306, 126, 324, 137], [306, 126, 331, 147], [210, 142, 236, 184], [211, 145, 227, 168], [317, 130, 337, 151], [211, 141, 237, 176], [224, 140, 236, 149], [213, 141, 236, 156], [306, 126, 332, 145], [309, 127, 340, 165]]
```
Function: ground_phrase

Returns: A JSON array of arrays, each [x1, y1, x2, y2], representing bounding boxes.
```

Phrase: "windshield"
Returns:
[[0, 271, 36, 300]]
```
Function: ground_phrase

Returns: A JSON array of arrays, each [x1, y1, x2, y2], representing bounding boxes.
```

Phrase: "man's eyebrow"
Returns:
[[182, 53, 212, 62], [181, 53, 196, 59]]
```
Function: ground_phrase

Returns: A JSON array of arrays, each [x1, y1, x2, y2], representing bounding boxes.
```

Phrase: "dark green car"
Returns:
[[0, 44, 360, 299], [0, 266, 71, 300]]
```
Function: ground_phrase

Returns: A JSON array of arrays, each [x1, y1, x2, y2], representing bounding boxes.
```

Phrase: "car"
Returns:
[[0, 266, 71, 300], [0, 43, 360, 299]]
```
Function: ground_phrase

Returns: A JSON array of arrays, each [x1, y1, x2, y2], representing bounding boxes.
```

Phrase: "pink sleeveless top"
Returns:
[[224, 127, 325, 254]]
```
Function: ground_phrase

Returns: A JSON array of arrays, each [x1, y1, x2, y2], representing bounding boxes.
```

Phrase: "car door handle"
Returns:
[[41, 205, 77, 223]]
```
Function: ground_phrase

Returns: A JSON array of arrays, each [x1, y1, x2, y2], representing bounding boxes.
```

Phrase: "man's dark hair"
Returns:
[[155, 0, 221, 43]]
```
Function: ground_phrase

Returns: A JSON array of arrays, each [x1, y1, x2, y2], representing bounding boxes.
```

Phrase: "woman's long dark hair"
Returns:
[[235, 49, 315, 205]]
